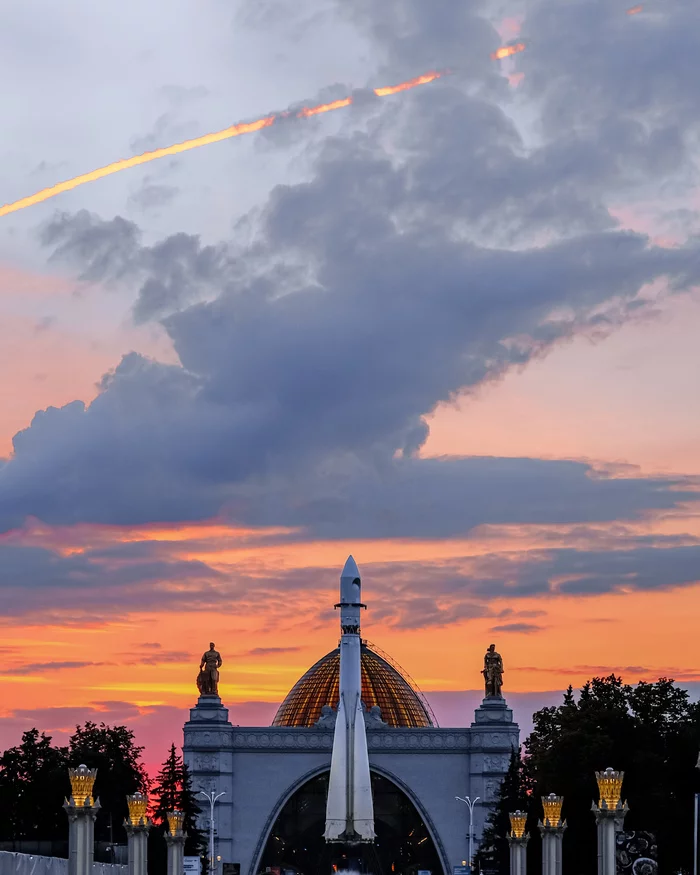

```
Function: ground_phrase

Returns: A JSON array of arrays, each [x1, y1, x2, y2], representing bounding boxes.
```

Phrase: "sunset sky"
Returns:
[[2, 0, 700, 770]]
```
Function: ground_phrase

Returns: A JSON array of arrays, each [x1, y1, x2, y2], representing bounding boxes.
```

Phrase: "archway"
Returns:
[[256, 771, 444, 875]]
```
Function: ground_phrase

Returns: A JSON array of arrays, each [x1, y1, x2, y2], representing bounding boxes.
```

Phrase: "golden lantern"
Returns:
[[509, 811, 527, 838], [596, 768, 624, 810], [68, 765, 97, 807], [167, 810, 185, 836], [127, 792, 149, 826], [541, 794, 563, 827]]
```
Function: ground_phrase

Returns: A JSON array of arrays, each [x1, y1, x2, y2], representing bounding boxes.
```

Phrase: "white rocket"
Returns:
[[324, 556, 376, 844]]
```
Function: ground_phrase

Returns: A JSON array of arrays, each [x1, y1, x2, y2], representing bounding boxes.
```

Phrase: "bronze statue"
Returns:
[[482, 643, 504, 698], [197, 642, 222, 696]]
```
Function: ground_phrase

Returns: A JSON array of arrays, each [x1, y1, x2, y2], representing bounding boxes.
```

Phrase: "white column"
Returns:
[[125, 825, 149, 875], [592, 805, 627, 875], [507, 835, 528, 875], [166, 811, 187, 875], [64, 801, 100, 875], [539, 825, 565, 875], [166, 833, 187, 875]]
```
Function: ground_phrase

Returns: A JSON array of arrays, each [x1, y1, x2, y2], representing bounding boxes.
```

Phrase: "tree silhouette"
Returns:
[[523, 675, 700, 875], [148, 743, 207, 874], [476, 748, 533, 874], [68, 722, 149, 845], [0, 729, 69, 841]]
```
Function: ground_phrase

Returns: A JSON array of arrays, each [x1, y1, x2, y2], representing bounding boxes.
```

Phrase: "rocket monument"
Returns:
[[324, 556, 376, 844]]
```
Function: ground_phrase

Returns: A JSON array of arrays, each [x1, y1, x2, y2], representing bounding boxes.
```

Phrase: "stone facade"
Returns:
[[183, 695, 518, 875]]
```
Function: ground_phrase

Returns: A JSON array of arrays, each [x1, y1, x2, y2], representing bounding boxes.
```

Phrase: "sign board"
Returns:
[[184, 857, 201, 875], [418, 870, 432, 875], [453, 867, 471, 875], [222, 865, 240, 875]]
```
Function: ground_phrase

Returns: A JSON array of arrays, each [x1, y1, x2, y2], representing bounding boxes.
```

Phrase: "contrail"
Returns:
[[0, 71, 445, 219], [491, 43, 526, 60]]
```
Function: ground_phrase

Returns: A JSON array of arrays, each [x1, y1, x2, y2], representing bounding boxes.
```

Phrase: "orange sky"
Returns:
[[2, 515, 700, 711], [1, 262, 700, 761]]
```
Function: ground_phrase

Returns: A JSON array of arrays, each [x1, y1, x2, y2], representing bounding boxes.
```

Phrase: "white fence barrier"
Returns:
[[0, 852, 127, 875]]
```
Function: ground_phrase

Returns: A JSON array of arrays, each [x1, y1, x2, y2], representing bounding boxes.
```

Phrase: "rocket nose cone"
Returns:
[[341, 554, 360, 580]]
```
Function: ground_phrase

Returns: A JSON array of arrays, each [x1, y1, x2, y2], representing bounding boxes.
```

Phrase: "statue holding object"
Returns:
[[197, 642, 222, 696], [483, 643, 504, 698]]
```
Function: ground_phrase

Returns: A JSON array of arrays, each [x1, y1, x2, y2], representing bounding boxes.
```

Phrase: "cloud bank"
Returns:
[[1, 0, 699, 615]]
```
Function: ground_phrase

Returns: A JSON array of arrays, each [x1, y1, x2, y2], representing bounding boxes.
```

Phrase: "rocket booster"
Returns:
[[324, 556, 376, 844]]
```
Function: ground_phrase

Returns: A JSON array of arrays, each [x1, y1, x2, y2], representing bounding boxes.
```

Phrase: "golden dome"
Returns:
[[272, 641, 436, 728]]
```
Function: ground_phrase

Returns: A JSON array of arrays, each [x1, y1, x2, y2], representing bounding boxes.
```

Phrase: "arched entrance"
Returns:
[[257, 771, 444, 875]]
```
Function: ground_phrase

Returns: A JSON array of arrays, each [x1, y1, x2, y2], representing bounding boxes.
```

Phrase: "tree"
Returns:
[[148, 743, 207, 875], [68, 722, 149, 844], [0, 729, 69, 841], [475, 748, 533, 874], [523, 675, 700, 875]]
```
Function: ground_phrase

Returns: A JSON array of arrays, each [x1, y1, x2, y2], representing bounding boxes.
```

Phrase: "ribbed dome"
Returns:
[[272, 641, 437, 728]]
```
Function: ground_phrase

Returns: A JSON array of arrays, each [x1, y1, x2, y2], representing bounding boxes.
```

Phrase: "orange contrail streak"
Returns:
[[0, 71, 445, 219], [491, 42, 526, 61]]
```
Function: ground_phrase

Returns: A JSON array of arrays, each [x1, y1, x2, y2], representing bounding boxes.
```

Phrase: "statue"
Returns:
[[482, 643, 504, 698], [197, 642, 222, 696]]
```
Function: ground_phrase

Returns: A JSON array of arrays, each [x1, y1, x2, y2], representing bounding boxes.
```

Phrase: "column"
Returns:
[[63, 765, 100, 875], [165, 810, 187, 875], [507, 811, 529, 875], [183, 695, 234, 863], [124, 792, 150, 875], [469, 694, 520, 854], [592, 768, 628, 875], [538, 795, 566, 875]]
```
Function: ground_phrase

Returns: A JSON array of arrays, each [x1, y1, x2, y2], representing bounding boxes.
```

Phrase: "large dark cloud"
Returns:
[[520, 0, 700, 136], [2, 0, 699, 551]]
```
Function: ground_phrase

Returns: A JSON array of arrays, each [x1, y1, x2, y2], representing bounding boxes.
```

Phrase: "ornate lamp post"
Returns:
[[507, 811, 529, 875], [198, 788, 226, 875], [64, 765, 100, 875], [539, 794, 566, 875], [165, 810, 187, 875], [125, 792, 150, 875], [455, 795, 480, 869], [592, 768, 627, 875], [694, 752, 700, 875]]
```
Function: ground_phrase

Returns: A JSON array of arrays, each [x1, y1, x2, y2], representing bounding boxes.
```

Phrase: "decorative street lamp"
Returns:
[[694, 752, 700, 875], [592, 768, 627, 875], [455, 795, 481, 869], [507, 811, 529, 875], [539, 794, 565, 875], [198, 788, 226, 875], [165, 810, 187, 875], [125, 792, 150, 875], [64, 765, 100, 875]]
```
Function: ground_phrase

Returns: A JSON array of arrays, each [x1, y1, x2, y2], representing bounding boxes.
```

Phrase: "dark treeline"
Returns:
[[0, 723, 205, 873], [479, 675, 700, 875], [4, 678, 699, 874]]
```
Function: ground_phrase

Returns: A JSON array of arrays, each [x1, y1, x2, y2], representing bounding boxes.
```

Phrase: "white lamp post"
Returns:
[[198, 788, 226, 875], [456, 795, 480, 869], [694, 752, 700, 875]]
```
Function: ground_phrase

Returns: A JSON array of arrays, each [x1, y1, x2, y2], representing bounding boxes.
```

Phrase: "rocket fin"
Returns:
[[351, 693, 376, 841], [324, 694, 349, 841]]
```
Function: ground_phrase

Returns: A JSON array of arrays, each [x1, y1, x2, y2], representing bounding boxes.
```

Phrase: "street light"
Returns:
[[198, 788, 226, 875], [455, 795, 480, 870], [694, 752, 700, 875]]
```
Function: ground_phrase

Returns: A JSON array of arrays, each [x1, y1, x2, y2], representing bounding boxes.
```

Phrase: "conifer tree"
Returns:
[[475, 748, 532, 875], [151, 744, 206, 861]]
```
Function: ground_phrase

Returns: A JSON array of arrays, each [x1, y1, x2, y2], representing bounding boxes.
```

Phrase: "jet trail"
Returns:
[[0, 72, 445, 219]]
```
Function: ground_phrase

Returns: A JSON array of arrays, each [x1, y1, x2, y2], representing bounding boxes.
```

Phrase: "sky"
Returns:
[[2, 0, 700, 771]]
